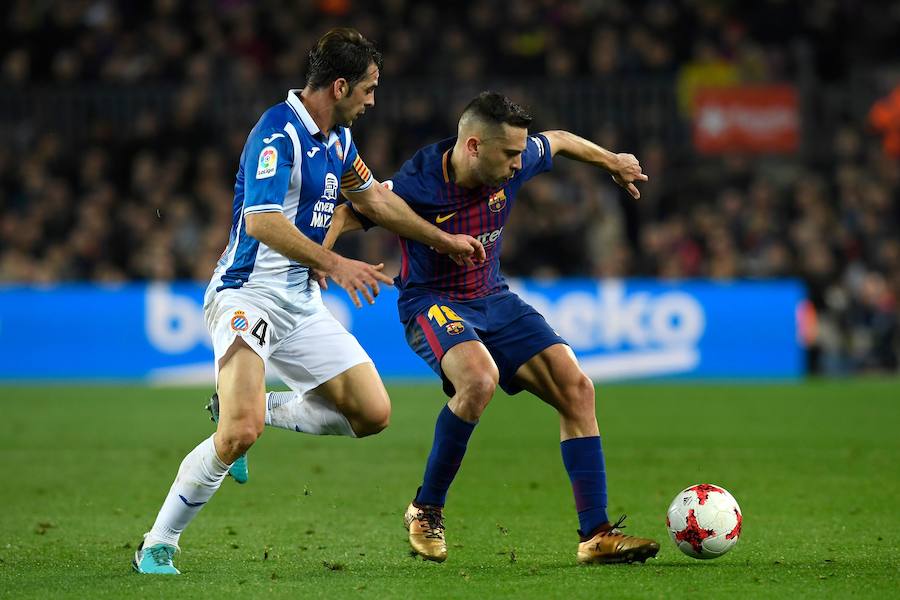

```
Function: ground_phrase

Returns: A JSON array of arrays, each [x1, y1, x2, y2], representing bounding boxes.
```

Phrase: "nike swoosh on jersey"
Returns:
[[263, 133, 285, 143], [435, 212, 457, 223]]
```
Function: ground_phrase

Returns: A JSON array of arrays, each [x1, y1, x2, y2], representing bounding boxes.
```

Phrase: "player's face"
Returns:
[[335, 63, 379, 127], [474, 125, 527, 187]]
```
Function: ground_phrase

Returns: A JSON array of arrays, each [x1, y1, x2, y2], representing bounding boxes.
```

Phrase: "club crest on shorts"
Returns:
[[488, 189, 507, 212], [231, 310, 249, 332], [446, 322, 464, 335]]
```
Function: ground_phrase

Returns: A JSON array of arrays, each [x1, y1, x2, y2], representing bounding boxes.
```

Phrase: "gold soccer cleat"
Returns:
[[576, 515, 660, 564], [404, 502, 448, 562]]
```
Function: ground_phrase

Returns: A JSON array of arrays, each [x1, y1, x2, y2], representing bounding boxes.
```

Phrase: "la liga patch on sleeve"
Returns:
[[256, 146, 278, 179]]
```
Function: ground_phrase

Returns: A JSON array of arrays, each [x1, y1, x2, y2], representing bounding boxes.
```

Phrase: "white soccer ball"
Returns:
[[666, 484, 743, 559]]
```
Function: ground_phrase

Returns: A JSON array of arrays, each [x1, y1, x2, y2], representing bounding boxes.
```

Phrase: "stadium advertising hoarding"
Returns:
[[693, 85, 799, 154], [0, 280, 804, 382]]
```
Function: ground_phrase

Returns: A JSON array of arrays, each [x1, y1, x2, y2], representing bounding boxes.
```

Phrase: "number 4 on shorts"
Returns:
[[250, 318, 268, 346]]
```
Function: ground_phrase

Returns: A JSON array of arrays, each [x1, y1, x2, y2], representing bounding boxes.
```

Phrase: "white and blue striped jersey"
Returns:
[[207, 89, 374, 309]]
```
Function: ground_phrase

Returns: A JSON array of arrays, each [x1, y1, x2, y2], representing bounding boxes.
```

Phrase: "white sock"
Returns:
[[145, 434, 231, 548], [265, 391, 356, 437]]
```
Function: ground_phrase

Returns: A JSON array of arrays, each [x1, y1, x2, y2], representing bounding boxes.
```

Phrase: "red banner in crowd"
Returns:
[[693, 86, 799, 154]]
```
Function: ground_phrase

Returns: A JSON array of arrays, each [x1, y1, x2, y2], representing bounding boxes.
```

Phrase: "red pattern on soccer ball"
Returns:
[[725, 508, 742, 540], [674, 509, 716, 553], [687, 483, 726, 505]]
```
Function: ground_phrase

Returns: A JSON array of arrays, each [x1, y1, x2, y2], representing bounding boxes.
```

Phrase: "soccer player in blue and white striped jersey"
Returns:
[[132, 28, 484, 575]]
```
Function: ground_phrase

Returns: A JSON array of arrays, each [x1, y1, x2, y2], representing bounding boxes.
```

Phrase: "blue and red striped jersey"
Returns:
[[383, 134, 552, 320]]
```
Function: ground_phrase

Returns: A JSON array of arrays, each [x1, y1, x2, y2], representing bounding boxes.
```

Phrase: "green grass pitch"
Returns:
[[1, 380, 898, 598]]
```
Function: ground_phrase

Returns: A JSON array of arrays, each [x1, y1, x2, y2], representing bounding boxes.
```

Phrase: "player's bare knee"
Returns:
[[456, 371, 498, 415], [217, 423, 262, 460], [561, 373, 596, 419], [355, 400, 391, 437]]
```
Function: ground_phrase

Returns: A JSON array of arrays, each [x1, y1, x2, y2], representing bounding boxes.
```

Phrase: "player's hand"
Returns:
[[310, 268, 328, 290], [609, 153, 648, 199], [316, 204, 368, 291], [437, 234, 486, 267], [328, 256, 394, 308]]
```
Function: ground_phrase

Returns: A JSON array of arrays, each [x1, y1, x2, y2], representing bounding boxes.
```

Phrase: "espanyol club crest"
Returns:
[[488, 189, 507, 212], [231, 310, 249, 332], [446, 322, 465, 335], [322, 173, 339, 201], [334, 139, 344, 161]]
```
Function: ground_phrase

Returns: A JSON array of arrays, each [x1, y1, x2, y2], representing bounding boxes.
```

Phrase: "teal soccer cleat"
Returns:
[[206, 393, 249, 484], [132, 539, 180, 574]]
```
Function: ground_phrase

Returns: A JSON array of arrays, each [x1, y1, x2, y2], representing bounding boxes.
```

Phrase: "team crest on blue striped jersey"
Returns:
[[334, 139, 344, 161], [488, 189, 507, 212], [322, 173, 339, 201], [446, 322, 465, 335], [230, 311, 249, 331]]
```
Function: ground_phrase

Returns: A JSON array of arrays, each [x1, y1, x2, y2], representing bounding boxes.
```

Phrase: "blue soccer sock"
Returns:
[[561, 436, 609, 539], [415, 404, 477, 507]]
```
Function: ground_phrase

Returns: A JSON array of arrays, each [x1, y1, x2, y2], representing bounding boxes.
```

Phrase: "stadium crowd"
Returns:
[[1, 0, 897, 373]]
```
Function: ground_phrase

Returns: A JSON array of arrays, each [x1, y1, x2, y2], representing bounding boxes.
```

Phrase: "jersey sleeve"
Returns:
[[242, 128, 294, 215], [514, 133, 553, 183], [339, 129, 375, 194]]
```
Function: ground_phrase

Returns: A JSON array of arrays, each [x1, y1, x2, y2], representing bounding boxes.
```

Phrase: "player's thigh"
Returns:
[[461, 291, 567, 396], [442, 341, 500, 421], [267, 310, 384, 420], [216, 337, 267, 432], [404, 302, 497, 399], [207, 294, 276, 433], [441, 340, 500, 395], [312, 361, 390, 426], [513, 343, 594, 413]]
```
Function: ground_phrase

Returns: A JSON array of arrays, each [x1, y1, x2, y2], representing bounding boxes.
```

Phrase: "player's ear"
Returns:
[[333, 78, 349, 99], [465, 136, 480, 156]]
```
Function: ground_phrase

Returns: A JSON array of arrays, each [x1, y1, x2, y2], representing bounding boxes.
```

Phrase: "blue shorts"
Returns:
[[402, 289, 567, 396]]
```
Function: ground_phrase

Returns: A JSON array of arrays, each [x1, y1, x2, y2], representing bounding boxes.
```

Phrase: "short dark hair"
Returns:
[[461, 92, 533, 129], [306, 28, 383, 90]]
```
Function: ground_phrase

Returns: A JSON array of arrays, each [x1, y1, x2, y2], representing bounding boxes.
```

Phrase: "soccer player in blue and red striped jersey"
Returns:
[[326, 92, 659, 565]]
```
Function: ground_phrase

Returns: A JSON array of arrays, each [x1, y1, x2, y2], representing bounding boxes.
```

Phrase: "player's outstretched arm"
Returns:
[[348, 182, 486, 266], [245, 211, 393, 308], [541, 130, 649, 199]]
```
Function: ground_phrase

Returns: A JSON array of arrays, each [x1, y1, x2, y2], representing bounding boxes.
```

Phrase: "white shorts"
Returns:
[[205, 288, 372, 395]]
